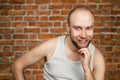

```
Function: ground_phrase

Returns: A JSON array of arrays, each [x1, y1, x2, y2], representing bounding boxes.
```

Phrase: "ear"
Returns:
[[66, 23, 70, 33]]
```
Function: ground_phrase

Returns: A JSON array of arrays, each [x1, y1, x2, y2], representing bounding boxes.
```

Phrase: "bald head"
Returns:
[[67, 6, 94, 26]]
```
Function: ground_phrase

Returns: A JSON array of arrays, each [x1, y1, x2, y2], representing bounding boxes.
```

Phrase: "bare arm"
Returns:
[[93, 48, 105, 80], [78, 47, 105, 80], [11, 38, 57, 80]]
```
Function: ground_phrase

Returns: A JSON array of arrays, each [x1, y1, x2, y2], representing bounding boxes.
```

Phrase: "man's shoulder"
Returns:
[[93, 46, 104, 63]]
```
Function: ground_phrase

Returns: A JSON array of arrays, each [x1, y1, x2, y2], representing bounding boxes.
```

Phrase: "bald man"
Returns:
[[12, 6, 105, 80]]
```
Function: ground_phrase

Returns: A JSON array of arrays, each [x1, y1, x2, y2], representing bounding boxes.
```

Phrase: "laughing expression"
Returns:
[[67, 9, 94, 49]]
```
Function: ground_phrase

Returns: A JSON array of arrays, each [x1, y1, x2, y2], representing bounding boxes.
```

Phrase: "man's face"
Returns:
[[68, 10, 94, 49]]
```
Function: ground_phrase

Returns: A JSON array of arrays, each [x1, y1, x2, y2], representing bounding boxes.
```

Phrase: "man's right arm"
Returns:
[[11, 38, 57, 80]]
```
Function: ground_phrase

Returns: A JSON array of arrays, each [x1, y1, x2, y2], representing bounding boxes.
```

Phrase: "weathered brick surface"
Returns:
[[0, 0, 120, 80]]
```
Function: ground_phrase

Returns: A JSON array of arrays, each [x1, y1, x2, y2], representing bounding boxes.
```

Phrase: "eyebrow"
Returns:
[[72, 25, 94, 28]]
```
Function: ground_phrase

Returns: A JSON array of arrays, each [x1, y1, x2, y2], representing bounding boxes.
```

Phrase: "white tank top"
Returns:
[[43, 36, 95, 80]]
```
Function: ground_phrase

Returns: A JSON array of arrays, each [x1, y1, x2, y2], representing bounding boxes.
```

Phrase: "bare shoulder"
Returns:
[[93, 47, 105, 69], [94, 47, 104, 60], [39, 37, 59, 60]]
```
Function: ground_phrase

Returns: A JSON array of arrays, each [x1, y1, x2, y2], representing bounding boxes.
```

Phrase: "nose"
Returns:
[[81, 29, 86, 38]]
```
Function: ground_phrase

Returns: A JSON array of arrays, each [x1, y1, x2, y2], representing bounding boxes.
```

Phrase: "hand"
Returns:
[[78, 48, 91, 71]]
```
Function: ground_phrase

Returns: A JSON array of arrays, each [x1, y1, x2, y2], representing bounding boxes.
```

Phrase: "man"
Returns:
[[12, 6, 105, 80]]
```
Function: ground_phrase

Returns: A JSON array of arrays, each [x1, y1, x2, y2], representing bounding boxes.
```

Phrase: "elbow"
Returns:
[[11, 61, 23, 73]]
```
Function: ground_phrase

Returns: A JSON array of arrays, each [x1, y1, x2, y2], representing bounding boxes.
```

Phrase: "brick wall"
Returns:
[[0, 0, 120, 80]]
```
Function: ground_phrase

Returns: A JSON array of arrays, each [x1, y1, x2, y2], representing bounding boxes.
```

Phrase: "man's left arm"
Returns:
[[78, 48, 105, 80], [93, 48, 105, 80]]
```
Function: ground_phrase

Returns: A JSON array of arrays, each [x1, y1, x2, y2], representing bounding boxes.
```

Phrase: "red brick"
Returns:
[[101, 40, 116, 45], [64, 4, 72, 9], [0, 52, 13, 57], [78, 0, 84, 3], [49, 4, 64, 9], [103, 53, 114, 57], [36, 75, 43, 80], [114, 22, 120, 26], [111, 0, 120, 3], [93, 34, 103, 39], [52, 0, 76, 3], [12, 22, 27, 27], [24, 28, 40, 33], [0, 0, 8, 4], [114, 34, 120, 39], [105, 46, 113, 51], [0, 29, 14, 33], [62, 0, 76, 3], [117, 28, 120, 33], [54, 22, 62, 26], [13, 5, 22, 10], [114, 47, 120, 53], [50, 28, 65, 33], [61, 10, 70, 15], [53, 10, 60, 15], [0, 57, 9, 63], [36, 22, 53, 27], [29, 34, 37, 39], [114, 58, 120, 63], [25, 75, 34, 80], [3, 34, 12, 39], [39, 5, 48, 10], [105, 58, 113, 63], [23, 5, 38, 10], [36, 0, 50, 4], [28, 64, 39, 69], [0, 70, 11, 74], [38, 34, 54, 39], [106, 63, 117, 69], [28, 46, 36, 50], [0, 10, 8, 15], [25, 40, 40, 45], [116, 40, 120, 45], [3, 46, 11, 52], [15, 40, 24, 45], [15, 28, 23, 33], [13, 34, 28, 39], [0, 5, 12, 10], [26, 0, 34, 3], [9, 10, 25, 15], [40, 16, 48, 21], [32, 70, 43, 74], [15, 16, 23, 20], [0, 40, 14, 45], [41, 28, 49, 33], [39, 11, 50, 15], [94, 28, 101, 32], [0, 75, 13, 80], [10, 0, 25, 4], [111, 10, 120, 15], [12, 46, 26, 51], [51, 0, 62, 3], [86, 0, 102, 2], [24, 70, 32, 74], [94, 22, 103, 27], [27, 11, 34, 15], [104, 34, 113, 39], [49, 16, 65, 21], [24, 16, 39, 21], [29, 22, 36, 26], [98, 4, 112, 9]]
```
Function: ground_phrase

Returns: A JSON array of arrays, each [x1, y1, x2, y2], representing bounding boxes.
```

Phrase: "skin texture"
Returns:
[[11, 7, 105, 80]]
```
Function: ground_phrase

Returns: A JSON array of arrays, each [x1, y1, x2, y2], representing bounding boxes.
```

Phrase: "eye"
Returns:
[[86, 26, 93, 30], [73, 26, 82, 31], [75, 27, 81, 31]]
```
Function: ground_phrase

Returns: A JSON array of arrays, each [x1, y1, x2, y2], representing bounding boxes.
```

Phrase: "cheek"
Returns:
[[87, 31, 93, 37]]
